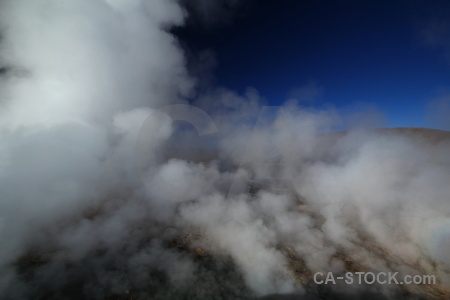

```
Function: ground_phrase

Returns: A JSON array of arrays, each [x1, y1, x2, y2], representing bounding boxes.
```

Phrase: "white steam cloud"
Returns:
[[0, 1, 449, 299]]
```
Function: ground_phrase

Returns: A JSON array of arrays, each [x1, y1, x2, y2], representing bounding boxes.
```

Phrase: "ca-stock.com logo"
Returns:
[[134, 104, 294, 200]]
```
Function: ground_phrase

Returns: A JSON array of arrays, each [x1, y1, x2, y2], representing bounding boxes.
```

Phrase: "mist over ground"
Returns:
[[0, 1, 449, 299]]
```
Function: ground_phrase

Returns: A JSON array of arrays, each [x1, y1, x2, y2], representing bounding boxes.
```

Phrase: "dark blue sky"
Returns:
[[176, 0, 450, 129]]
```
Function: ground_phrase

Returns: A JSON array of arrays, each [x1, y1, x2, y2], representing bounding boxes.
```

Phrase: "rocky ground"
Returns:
[[10, 128, 450, 299]]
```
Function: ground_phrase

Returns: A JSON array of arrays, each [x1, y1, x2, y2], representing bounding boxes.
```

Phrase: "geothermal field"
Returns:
[[0, 1, 449, 299]]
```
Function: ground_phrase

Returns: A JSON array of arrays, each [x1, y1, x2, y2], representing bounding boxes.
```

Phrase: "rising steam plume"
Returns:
[[0, 1, 449, 299]]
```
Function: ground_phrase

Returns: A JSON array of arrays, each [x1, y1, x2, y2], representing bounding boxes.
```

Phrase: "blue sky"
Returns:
[[176, 0, 450, 129]]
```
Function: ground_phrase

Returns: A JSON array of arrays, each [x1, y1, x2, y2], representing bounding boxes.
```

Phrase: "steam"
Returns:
[[0, 1, 449, 299]]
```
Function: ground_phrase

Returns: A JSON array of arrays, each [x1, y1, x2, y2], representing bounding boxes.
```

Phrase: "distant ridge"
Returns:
[[324, 127, 450, 144], [372, 127, 450, 144]]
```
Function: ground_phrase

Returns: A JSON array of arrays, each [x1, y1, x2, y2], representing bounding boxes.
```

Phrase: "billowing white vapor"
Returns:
[[0, 1, 449, 299]]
